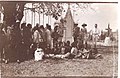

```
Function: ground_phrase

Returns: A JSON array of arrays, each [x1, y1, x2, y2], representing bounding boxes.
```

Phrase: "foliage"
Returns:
[[24, 3, 94, 20], [0, 2, 94, 26], [24, 3, 64, 20]]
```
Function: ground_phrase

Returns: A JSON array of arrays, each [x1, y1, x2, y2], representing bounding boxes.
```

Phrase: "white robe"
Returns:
[[91, 28, 100, 44], [104, 37, 111, 46], [34, 48, 44, 61], [33, 30, 42, 44]]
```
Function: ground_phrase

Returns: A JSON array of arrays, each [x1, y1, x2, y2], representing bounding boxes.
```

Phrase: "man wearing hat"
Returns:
[[81, 23, 88, 49], [74, 23, 78, 28]]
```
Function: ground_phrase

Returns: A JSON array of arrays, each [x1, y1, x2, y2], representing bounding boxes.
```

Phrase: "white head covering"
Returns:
[[16, 20, 20, 23]]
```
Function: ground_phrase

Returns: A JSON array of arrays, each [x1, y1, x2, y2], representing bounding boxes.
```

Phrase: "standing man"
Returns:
[[91, 24, 100, 47], [73, 23, 80, 42], [51, 25, 60, 47], [106, 24, 112, 37], [81, 23, 87, 49], [12, 22, 22, 63], [45, 24, 52, 48]]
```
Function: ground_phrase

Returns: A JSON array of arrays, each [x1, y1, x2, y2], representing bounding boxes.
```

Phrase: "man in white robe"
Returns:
[[91, 24, 100, 47]]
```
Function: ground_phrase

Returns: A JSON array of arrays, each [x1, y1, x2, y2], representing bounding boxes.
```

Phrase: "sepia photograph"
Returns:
[[0, 0, 118, 78]]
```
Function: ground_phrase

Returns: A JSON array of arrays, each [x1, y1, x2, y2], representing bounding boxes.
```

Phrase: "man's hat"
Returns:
[[74, 23, 78, 26], [82, 23, 87, 27]]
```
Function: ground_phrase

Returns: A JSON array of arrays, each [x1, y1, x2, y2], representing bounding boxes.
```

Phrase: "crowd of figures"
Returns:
[[1, 21, 114, 63]]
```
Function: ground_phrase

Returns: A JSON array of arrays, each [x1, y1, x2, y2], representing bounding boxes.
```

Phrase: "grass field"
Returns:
[[0, 42, 118, 77]]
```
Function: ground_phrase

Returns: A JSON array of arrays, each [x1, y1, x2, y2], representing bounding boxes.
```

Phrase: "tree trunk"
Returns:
[[1, 2, 25, 27]]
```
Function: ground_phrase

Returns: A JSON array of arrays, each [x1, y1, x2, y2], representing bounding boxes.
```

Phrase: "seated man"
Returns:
[[34, 48, 44, 61], [68, 41, 78, 59], [44, 44, 52, 54], [65, 41, 72, 54], [52, 43, 61, 55], [76, 44, 102, 59], [87, 47, 102, 59]]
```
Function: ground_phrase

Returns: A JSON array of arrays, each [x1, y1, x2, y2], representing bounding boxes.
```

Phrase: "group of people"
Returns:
[[0, 22, 33, 63], [32, 23, 102, 61], [34, 40, 102, 61], [0, 21, 103, 64], [0, 21, 64, 63], [73, 23, 102, 48]]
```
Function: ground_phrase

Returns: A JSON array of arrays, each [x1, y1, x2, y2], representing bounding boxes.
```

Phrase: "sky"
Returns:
[[22, 3, 118, 32], [61, 3, 118, 32], [0, 2, 118, 32], [73, 3, 118, 32]]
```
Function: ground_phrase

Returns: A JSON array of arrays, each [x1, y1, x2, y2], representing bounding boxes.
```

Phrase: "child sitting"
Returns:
[[60, 42, 66, 54], [65, 41, 72, 54], [44, 44, 52, 54], [52, 43, 60, 55]]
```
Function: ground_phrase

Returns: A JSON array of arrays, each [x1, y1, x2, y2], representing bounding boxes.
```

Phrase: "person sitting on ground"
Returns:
[[34, 45, 44, 61], [87, 45, 102, 59], [52, 43, 60, 55], [69, 41, 78, 59], [77, 48, 89, 59], [58, 41, 63, 48], [50, 41, 70, 59], [75, 43, 91, 59], [65, 41, 72, 54], [77, 44, 102, 59], [60, 41, 66, 54], [44, 44, 52, 54], [58, 41, 72, 59], [51, 41, 66, 59]]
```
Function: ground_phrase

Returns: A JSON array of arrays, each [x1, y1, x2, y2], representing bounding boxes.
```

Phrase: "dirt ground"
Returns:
[[0, 43, 118, 77]]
